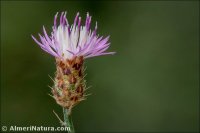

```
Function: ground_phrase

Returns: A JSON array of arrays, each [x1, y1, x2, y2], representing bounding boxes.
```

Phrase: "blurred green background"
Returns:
[[1, 1, 199, 132]]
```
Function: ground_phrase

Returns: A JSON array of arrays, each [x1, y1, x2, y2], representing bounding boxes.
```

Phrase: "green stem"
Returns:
[[63, 108, 75, 133]]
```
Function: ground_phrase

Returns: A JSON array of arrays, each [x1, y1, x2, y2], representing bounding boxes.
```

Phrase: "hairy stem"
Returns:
[[63, 108, 75, 133]]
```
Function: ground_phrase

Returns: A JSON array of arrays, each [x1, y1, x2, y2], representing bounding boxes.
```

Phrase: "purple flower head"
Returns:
[[32, 12, 115, 59]]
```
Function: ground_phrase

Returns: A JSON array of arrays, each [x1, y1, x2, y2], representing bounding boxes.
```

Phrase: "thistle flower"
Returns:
[[32, 12, 115, 132], [32, 12, 114, 59]]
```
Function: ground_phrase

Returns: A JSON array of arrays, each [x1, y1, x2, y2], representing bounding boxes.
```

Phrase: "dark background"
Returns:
[[1, 1, 199, 132]]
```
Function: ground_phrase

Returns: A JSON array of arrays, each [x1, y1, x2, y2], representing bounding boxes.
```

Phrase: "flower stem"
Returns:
[[63, 108, 75, 133]]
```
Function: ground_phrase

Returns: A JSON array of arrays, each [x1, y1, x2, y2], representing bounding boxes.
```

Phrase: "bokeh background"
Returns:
[[1, 1, 199, 132]]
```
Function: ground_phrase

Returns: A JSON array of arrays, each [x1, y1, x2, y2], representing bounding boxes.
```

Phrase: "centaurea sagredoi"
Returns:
[[32, 12, 115, 133]]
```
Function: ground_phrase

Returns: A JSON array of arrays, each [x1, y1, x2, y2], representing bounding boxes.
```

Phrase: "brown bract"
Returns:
[[52, 56, 85, 114]]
